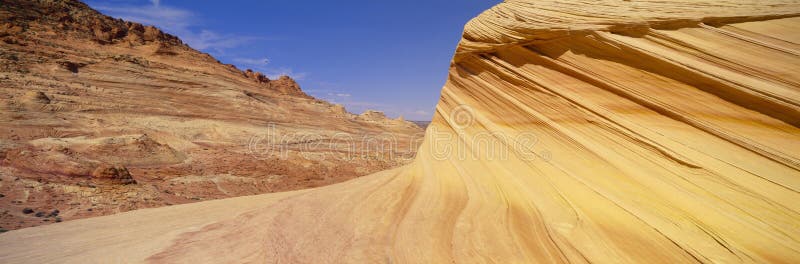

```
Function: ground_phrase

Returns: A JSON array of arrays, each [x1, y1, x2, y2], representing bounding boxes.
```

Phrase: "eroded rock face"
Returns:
[[358, 110, 388, 121], [141, 26, 161, 42], [240, 71, 312, 98], [90, 164, 135, 184], [0, 0, 423, 230], [2, 1, 796, 263], [269, 75, 307, 97], [0, 22, 23, 37], [244, 69, 270, 83], [331, 104, 345, 113]]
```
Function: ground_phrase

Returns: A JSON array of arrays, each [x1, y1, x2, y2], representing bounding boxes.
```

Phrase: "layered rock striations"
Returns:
[[2, 0, 800, 263], [0, 0, 422, 230]]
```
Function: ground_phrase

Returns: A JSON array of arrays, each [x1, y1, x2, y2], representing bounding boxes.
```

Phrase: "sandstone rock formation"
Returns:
[[90, 164, 135, 185], [0, 0, 422, 230], [357, 110, 419, 129], [357, 109, 388, 122], [2, 0, 800, 263]]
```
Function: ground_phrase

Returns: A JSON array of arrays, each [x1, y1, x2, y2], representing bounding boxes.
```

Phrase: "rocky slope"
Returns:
[[0, 0, 422, 230], [2, 0, 800, 263]]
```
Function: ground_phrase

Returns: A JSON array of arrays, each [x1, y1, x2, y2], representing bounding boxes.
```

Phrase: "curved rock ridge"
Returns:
[[456, 0, 800, 57], [2, 0, 800, 263]]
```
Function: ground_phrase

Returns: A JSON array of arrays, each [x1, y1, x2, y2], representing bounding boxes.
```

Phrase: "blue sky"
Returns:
[[86, 0, 499, 120]]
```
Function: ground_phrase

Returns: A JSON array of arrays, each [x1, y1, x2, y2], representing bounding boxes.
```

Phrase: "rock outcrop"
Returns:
[[329, 104, 348, 116], [243, 69, 270, 83], [3, 0, 800, 263], [357, 110, 388, 121], [90, 164, 135, 185], [269, 75, 308, 97], [357, 110, 420, 129], [22, 91, 49, 104]]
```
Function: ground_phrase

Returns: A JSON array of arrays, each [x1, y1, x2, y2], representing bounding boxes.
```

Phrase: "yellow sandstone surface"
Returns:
[[2, 0, 800, 263]]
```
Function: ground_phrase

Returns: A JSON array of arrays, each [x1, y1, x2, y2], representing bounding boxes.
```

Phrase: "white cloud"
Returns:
[[184, 30, 261, 51], [91, 4, 192, 31], [307, 90, 383, 108], [232, 57, 271, 66]]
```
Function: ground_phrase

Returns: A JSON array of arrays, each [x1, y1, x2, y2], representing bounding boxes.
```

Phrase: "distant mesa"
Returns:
[[356, 110, 421, 128], [410, 120, 431, 129], [358, 110, 388, 121]]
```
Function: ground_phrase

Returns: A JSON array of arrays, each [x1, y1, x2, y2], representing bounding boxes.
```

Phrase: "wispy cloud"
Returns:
[[88, 1, 259, 54], [389, 108, 433, 120], [232, 57, 271, 66], [412, 110, 430, 116], [307, 89, 387, 115], [186, 30, 261, 51]]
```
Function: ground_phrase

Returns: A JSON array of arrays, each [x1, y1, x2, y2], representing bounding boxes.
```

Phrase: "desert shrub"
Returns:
[[47, 210, 59, 217]]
